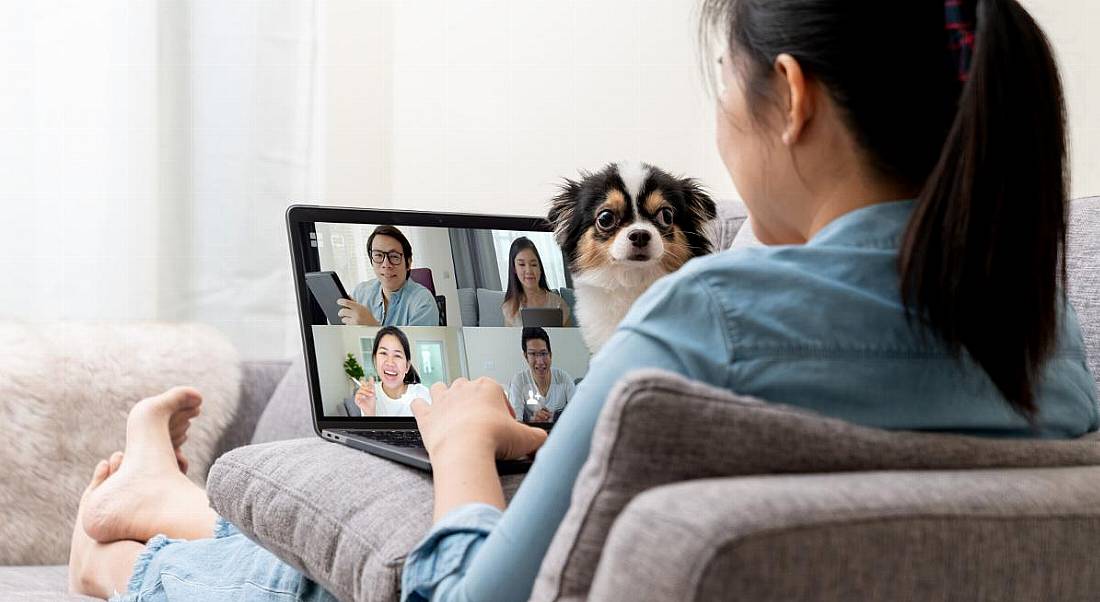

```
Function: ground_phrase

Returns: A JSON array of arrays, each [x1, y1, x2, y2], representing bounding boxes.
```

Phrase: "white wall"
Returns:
[[325, 0, 1100, 215], [313, 325, 351, 416], [1019, 0, 1100, 199], [325, 0, 738, 217]]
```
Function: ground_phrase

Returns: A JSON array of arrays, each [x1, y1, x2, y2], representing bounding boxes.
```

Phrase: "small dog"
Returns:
[[549, 162, 718, 352]]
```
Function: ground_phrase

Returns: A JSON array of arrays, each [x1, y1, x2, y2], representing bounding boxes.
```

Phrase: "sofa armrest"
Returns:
[[531, 369, 1100, 601], [590, 467, 1100, 601]]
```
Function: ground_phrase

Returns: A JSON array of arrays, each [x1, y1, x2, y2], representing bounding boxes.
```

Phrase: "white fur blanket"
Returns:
[[0, 322, 240, 565]]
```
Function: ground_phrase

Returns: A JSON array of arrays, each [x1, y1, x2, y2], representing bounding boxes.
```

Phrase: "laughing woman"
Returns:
[[344, 326, 432, 417], [68, 1, 1096, 601]]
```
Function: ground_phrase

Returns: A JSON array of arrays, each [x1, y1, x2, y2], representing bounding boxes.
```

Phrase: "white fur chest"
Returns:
[[573, 263, 669, 352]]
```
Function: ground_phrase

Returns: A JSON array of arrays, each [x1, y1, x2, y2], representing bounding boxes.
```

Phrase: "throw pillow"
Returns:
[[0, 321, 240, 565]]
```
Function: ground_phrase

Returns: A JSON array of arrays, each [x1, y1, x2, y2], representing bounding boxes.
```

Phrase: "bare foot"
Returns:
[[69, 460, 109, 594], [82, 387, 217, 544], [69, 459, 146, 598]]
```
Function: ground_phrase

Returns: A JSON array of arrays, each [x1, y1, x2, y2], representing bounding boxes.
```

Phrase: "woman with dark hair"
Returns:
[[346, 326, 431, 417], [501, 236, 571, 327], [337, 225, 439, 327], [67, 2, 1096, 601]]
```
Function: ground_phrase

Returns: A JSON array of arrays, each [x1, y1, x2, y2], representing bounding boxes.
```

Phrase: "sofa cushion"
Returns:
[[0, 565, 97, 601], [589, 467, 1100, 601], [1067, 196, 1100, 394], [529, 369, 1100, 602], [250, 356, 316, 445], [0, 321, 241, 565], [215, 359, 292, 456], [207, 438, 526, 602], [475, 288, 506, 327], [712, 197, 749, 250]]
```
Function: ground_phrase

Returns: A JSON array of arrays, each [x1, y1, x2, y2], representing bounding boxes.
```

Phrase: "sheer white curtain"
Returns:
[[0, 1, 324, 360]]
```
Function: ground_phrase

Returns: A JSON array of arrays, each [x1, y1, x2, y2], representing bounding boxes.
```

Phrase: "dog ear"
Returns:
[[679, 177, 719, 255], [548, 178, 581, 246], [680, 178, 718, 222]]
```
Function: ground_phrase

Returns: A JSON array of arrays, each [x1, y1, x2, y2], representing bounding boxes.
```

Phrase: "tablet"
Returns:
[[520, 307, 564, 327], [306, 271, 351, 326]]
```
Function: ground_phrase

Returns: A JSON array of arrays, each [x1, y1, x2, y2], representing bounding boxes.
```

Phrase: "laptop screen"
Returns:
[[290, 207, 591, 424]]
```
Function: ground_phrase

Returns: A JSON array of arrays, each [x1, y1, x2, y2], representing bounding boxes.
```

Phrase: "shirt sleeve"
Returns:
[[409, 288, 441, 326], [400, 266, 732, 602], [401, 504, 503, 602], [507, 375, 525, 422]]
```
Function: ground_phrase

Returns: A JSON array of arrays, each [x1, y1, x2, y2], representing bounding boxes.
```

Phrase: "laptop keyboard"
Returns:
[[352, 429, 424, 448]]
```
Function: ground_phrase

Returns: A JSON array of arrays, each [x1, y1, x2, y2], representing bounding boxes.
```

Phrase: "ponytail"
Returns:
[[405, 364, 421, 385], [899, 0, 1068, 417]]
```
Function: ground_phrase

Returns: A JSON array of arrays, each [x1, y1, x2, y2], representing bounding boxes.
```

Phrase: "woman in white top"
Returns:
[[501, 237, 571, 327], [352, 326, 432, 416]]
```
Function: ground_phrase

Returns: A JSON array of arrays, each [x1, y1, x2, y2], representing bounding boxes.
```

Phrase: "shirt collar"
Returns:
[[374, 279, 408, 308], [807, 199, 915, 249]]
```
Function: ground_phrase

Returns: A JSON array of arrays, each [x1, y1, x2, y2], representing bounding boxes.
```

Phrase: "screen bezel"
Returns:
[[286, 204, 552, 435]]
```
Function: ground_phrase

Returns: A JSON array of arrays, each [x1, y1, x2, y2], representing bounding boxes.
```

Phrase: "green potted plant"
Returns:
[[344, 353, 365, 396]]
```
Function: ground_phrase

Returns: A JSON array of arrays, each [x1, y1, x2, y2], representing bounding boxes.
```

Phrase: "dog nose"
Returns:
[[628, 230, 651, 248]]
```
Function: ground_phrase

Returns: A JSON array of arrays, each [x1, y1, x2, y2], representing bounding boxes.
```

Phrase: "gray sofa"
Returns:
[[2, 198, 1097, 601]]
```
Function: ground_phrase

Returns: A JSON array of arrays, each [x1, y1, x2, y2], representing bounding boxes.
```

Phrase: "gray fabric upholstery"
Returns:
[[207, 438, 526, 602], [590, 467, 1100, 601], [250, 357, 316, 445], [712, 197, 749, 250], [475, 287, 506, 327], [457, 287, 479, 327], [1067, 196, 1100, 395], [530, 369, 1100, 602], [215, 359, 292, 457], [0, 565, 96, 600]]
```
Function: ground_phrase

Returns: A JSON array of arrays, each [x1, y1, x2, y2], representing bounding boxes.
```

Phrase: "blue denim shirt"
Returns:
[[351, 278, 439, 327], [401, 200, 1098, 601]]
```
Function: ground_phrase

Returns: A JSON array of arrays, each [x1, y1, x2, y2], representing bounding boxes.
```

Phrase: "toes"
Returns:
[[176, 449, 189, 475], [108, 452, 123, 475], [171, 433, 188, 450], [89, 460, 109, 488], [166, 386, 203, 410]]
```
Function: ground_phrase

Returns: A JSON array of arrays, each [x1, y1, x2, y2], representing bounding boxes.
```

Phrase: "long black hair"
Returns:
[[502, 237, 552, 318], [700, 0, 1067, 417], [372, 326, 420, 385]]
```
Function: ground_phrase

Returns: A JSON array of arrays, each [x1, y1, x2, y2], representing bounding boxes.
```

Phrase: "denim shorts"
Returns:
[[110, 517, 338, 602]]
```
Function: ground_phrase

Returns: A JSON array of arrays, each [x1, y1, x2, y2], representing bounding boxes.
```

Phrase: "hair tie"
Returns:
[[945, 0, 977, 82]]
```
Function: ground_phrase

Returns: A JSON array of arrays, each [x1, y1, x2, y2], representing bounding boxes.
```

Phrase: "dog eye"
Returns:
[[596, 210, 617, 231], [656, 207, 674, 227]]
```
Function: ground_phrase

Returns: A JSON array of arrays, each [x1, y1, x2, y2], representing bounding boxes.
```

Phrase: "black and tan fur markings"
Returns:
[[549, 162, 717, 276]]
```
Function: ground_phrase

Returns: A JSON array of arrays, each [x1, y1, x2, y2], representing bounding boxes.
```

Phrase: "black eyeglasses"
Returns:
[[370, 250, 405, 266], [525, 351, 550, 360]]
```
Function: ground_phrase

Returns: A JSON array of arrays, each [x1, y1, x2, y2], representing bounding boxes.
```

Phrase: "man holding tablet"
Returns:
[[336, 225, 438, 327]]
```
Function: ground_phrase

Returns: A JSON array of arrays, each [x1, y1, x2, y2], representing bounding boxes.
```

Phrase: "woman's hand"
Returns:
[[337, 298, 379, 326], [412, 378, 549, 520], [354, 377, 377, 416], [411, 378, 547, 461]]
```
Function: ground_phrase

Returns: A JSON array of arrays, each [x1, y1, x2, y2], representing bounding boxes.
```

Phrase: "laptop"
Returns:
[[520, 307, 564, 327], [287, 205, 591, 472]]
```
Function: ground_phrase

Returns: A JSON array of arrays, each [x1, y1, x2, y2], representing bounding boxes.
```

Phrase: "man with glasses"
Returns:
[[507, 327, 576, 423], [337, 225, 439, 327]]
